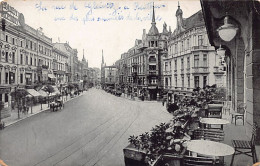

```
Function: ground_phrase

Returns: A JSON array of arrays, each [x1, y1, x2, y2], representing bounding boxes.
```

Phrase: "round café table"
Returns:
[[186, 140, 235, 157], [200, 118, 230, 130]]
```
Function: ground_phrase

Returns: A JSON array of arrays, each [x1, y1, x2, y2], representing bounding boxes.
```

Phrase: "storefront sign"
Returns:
[[0, 88, 10, 94], [0, 2, 25, 27]]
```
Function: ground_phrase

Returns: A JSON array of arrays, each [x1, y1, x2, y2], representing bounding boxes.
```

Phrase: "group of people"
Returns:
[[162, 95, 198, 114]]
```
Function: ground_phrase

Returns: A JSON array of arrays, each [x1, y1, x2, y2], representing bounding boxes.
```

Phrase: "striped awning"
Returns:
[[26, 89, 41, 97]]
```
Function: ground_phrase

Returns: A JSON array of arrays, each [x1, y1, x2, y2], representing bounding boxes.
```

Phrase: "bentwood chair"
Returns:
[[193, 128, 225, 142], [223, 101, 231, 115], [230, 123, 258, 165], [230, 103, 246, 125], [183, 155, 220, 166]]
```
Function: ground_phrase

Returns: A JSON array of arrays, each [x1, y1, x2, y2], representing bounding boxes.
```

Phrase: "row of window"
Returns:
[[0, 72, 35, 85], [3, 34, 52, 56], [165, 54, 208, 71], [165, 75, 208, 89], [168, 35, 205, 55], [0, 51, 52, 67], [53, 62, 65, 71]]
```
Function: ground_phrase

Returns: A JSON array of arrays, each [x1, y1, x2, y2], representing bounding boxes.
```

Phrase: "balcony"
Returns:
[[132, 63, 138, 67], [149, 60, 157, 64], [213, 66, 225, 75], [132, 72, 137, 77], [42, 65, 49, 69], [148, 70, 158, 76], [136, 43, 148, 50], [186, 68, 190, 74], [163, 70, 172, 75], [37, 66, 42, 72], [181, 69, 184, 74], [191, 46, 210, 52], [192, 67, 209, 74]]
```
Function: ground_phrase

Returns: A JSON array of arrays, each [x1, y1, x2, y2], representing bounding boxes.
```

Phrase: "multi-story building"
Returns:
[[104, 66, 117, 88], [163, 4, 226, 97], [0, 1, 54, 119], [115, 5, 169, 100], [52, 45, 69, 85], [53, 42, 75, 83], [92, 67, 100, 86]]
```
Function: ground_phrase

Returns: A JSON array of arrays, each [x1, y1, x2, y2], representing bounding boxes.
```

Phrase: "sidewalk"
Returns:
[[2, 92, 86, 128], [222, 112, 260, 166]]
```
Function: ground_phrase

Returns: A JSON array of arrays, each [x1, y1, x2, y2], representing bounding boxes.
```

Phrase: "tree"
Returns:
[[11, 88, 28, 119], [38, 96, 44, 110], [0, 101, 4, 129], [68, 83, 74, 93], [43, 85, 55, 107], [0, 101, 4, 122]]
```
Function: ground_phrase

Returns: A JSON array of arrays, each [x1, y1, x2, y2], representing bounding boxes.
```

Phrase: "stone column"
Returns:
[[245, 10, 260, 143]]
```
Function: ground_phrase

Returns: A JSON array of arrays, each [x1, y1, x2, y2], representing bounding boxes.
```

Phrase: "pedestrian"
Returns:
[[162, 98, 165, 106]]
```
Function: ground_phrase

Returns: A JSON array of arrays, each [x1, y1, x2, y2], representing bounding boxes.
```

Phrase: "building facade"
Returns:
[[164, 5, 226, 96], [0, 1, 55, 119], [115, 5, 168, 100], [52, 45, 69, 85], [200, 0, 260, 142]]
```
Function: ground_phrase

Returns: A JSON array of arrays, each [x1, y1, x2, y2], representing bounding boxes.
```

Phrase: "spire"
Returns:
[[82, 49, 86, 61], [148, 2, 159, 35], [102, 49, 104, 64], [152, 2, 156, 25], [176, 1, 183, 17]]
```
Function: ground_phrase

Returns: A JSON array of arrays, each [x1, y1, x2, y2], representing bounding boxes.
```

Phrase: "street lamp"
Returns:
[[217, 14, 238, 42], [216, 45, 226, 57]]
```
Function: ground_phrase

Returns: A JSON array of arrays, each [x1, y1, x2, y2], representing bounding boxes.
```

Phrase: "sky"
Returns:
[[6, 0, 202, 68]]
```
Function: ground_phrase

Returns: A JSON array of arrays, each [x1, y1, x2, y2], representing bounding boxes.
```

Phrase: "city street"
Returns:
[[0, 88, 172, 166]]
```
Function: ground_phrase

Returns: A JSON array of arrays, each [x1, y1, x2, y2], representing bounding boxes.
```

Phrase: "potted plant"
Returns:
[[125, 110, 193, 166]]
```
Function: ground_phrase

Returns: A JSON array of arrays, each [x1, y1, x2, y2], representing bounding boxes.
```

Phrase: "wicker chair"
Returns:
[[230, 123, 258, 165]]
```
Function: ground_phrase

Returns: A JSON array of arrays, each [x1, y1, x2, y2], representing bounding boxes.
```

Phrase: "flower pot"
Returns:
[[123, 144, 149, 166]]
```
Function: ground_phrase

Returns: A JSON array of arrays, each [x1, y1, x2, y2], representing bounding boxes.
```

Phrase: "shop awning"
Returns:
[[39, 90, 48, 97], [53, 86, 60, 95], [48, 74, 56, 79], [27, 89, 42, 97]]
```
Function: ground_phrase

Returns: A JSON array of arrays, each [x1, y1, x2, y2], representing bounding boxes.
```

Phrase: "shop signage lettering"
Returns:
[[0, 2, 25, 27]]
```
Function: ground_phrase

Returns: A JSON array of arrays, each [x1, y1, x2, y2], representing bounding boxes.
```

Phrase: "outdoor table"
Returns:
[[200, 118, 229, 130], [186, 140, 234, 164]]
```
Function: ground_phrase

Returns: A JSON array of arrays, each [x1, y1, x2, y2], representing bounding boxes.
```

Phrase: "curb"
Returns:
[[4, 92, 85, 128]]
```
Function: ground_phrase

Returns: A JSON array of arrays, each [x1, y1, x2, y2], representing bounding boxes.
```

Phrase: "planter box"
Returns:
[[123, 144, 149, 166], [151, 153, 183, 166]]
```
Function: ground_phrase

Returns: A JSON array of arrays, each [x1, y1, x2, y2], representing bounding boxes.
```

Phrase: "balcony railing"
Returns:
[[163, 70, 172, 75], [191, 46, 208, 51], [213, 66, 225, 74], [42, 65, 49, 69], [132, 63, 138, 67], [192, 67, 209, 73]]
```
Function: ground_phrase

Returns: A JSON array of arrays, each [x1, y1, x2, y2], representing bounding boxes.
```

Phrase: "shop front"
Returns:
[[25, 73, 32, 85], [0, 87, 11, 120]]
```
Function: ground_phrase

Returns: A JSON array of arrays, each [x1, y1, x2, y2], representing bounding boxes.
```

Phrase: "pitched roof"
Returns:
[[183, 10, 205, 30]]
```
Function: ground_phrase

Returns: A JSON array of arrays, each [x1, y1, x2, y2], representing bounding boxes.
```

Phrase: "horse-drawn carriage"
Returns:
[[50, 99, 64, 112]]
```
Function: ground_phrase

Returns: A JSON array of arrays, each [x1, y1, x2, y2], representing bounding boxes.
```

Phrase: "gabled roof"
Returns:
[[183, 10, 205, 30]]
